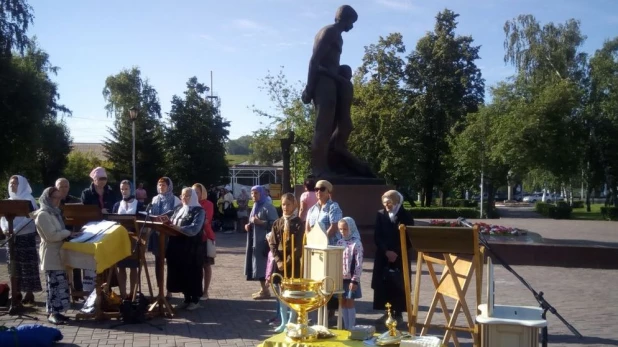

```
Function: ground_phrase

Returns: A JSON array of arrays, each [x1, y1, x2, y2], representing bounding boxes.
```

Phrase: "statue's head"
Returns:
[[335, 5, 358, 32], [338, 65, 352, 80]]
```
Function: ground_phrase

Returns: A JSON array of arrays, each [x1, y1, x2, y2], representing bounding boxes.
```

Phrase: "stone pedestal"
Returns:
[[295, 183, 393, 258]]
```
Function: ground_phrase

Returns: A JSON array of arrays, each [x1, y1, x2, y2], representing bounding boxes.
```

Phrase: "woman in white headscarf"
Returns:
[[166, 187, 205, 311], [0, 175, 42, 306], [371, 190, 414, 320]]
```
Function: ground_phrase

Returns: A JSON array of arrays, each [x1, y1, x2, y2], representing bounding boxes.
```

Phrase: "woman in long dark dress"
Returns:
[[166, 187, 205, 310], [371, 190, 414, 319]]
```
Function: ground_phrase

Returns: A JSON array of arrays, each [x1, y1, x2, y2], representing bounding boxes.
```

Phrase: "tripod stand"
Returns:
[[0, 200, 38, 320], [109, 206, 162, 331], [457, 218, 582, 347]]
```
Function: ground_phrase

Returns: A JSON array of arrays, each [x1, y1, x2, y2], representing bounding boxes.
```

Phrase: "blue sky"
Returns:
[[28, 0, 618, 143]]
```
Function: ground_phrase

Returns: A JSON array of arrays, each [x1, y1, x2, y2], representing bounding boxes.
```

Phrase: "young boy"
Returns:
[[268, 193, 304, 332]]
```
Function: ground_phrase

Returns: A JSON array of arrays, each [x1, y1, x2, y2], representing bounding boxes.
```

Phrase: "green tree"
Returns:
[[0, 0, 33, 56], [102, 67, 167, 194], [165, 77, 230, 188], [63, 151, 112, 185], [403, 9, 485, 206], [587, 37, 618, 207], [252, 68, 314, 183], [226, 135, 253, 155], [495, 15, 590, 205], [0, 40, 71, 185]]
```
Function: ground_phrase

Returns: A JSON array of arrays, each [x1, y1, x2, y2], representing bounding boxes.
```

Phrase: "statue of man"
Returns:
[[302, 5, 359, 177]]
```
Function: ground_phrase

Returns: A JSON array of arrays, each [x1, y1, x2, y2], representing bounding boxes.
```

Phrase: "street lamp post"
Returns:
[[129, 106, 138, 190]]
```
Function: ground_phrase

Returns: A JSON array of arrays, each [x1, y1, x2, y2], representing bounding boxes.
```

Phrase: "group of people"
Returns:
[[1, 168, 219, 324], [1, 170, 413, 331], [242, 178, 413, 332]]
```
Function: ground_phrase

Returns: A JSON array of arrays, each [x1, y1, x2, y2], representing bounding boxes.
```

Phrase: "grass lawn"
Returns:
[[571, 203, 605, 220]]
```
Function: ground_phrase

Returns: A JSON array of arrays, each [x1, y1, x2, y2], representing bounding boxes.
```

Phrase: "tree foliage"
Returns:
[[251, 68, 314, 183], [226, 135, 253, 155], [102, 67, 166, 194], [165, 77, 230, 188], [0, 0, 33, 56]]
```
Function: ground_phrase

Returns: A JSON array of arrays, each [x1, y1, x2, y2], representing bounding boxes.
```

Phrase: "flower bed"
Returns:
[[429, 220, 528, 236]]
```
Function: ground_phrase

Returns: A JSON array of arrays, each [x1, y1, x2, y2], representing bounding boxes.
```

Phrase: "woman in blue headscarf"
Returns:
[[148, 177, 181, 298], [243, 185, 278, 300]]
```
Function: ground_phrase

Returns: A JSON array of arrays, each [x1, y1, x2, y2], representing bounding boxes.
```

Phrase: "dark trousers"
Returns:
[[72, 269, 83, 291]]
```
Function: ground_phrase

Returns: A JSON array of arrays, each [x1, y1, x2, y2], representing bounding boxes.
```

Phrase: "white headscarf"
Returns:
[[8, 175, 38, 210], [383, 190, 404, 223]]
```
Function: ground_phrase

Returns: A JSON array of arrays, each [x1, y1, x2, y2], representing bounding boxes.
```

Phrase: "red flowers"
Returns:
[[428, 220, 528, 236]]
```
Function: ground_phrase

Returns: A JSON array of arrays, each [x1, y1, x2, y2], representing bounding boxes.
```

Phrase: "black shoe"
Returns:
[[48, 314, 66, 325], [57, 313, 70, 321]]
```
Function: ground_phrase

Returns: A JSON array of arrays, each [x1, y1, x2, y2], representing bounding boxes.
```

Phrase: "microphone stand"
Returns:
[[0, 219, 34, 248], [457, 218, 582, 347]]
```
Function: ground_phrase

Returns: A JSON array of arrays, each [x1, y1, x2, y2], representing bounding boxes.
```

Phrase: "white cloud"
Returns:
[[232, 19, 270, 32], [199, 34, 214, 41]]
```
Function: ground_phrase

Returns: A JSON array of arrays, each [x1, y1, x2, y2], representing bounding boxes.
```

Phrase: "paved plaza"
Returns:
[[1, 214, 617, 346]]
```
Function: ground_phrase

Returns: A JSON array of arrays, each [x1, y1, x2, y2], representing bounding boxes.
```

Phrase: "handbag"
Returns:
[[206, 239, 216, 258]]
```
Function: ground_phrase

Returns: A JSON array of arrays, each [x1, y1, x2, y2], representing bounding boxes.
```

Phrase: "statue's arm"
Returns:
[[303, 28, 336, 103]]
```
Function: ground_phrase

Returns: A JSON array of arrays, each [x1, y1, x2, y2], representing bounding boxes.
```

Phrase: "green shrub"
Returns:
[[571, 201, 584, 208], [407, 207, 478, 219], [600, 207, 618, 221], [433, 199, 477, 208], [536, 202, 572, 219]]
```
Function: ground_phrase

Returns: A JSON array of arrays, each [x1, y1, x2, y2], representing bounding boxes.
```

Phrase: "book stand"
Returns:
[[136, 220, 183, 318], [399, 224, 484, 347], [0, 200, 36, 318], [105, 214, 154, 300], [62, 204, 102, 302]]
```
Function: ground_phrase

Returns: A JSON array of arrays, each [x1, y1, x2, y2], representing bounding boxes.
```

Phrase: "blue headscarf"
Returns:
[[340, 216, 361, 241], [153, 177, 176, 215], [249, 185, 268, 218]]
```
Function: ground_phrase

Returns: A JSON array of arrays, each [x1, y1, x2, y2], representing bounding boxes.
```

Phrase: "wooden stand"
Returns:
[[62, 204, 102, 302], [399, 225, 484, 347], [105, 214, 154, 300], [136, 220, 182, 318], [0, 200, 34, 316]]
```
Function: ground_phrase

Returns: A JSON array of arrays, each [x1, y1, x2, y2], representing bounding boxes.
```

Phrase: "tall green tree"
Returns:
[[349, 33, 413, 194], [165, 77, 230, 188], [252, 68, 314, 183], [501, 15, 587, 194], [403, 9, 485, 206], [102, 67, 166, 193], [587, 37, 618, 207], [226, 135, 253, 155], [0, 40, 72, 184]]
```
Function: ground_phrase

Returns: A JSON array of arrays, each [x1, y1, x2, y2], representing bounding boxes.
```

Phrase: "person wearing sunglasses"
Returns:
[[305, 180, 343, 246]]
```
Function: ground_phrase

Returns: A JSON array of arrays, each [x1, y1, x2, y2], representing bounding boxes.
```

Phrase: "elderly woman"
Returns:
[[305, 180, 343, 246], [0, 175, 42, 306], [33, 187, 81, 324], [244, 185, 278, 300], [166, 187, 205, 310], [112, 180, 146, 299], [81, 167, 116, 213], [148, 177, 181, 298], [371, 190, 414, 320]]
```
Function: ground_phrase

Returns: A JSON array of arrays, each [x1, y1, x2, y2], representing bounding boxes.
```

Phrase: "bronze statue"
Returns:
[[302, 5, 375, 179]]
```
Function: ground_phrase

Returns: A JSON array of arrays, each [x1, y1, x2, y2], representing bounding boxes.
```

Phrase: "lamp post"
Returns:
[[129, 106, 138, 190]]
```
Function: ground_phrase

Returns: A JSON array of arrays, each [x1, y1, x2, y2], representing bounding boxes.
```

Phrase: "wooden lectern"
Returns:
[[105, 214, 154, 300], [399, 224, 484, 347], [136, 220, 183, 318], [0, 200, 33, 315], [62, 204, 102, 302]]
